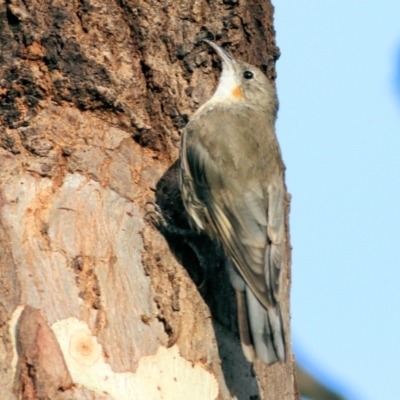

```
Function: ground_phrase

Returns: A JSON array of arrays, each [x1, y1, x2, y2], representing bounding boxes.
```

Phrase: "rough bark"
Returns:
[[0, 0, 298, 399]]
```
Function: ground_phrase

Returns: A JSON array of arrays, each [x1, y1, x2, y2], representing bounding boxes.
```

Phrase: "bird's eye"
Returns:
[[243, 71, 254, 80]]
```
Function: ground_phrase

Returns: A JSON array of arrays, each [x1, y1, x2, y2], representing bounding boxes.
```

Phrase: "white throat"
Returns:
[[211, 67, 238, 99]]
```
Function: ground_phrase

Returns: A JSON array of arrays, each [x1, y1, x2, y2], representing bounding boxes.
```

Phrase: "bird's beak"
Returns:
[[203, 40, 235, 70]]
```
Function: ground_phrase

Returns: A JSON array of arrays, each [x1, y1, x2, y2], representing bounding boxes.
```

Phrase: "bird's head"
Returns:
[[203, 40, 277, 111]]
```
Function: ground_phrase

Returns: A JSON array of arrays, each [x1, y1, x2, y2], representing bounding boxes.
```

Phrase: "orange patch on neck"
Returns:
[[232, 86, 244, 99]]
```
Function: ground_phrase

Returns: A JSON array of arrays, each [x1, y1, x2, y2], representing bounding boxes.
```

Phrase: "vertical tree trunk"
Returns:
[[0, 0, 298, 398]]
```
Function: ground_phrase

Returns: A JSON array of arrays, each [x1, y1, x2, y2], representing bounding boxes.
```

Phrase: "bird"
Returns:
[[179, 39, 286, 365]]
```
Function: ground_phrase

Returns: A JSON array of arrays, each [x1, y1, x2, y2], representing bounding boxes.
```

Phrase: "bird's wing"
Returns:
[[183, 117, 285, 308]]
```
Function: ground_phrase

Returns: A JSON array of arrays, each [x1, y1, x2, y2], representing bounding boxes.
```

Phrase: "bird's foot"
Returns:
[[145, 201, 194, 237]]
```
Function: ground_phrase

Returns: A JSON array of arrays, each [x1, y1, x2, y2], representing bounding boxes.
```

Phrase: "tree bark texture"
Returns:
[[0, 0, 298, 399]]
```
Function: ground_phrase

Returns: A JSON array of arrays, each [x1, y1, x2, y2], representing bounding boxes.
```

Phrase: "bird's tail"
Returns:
[[236, 288, 286, 365]]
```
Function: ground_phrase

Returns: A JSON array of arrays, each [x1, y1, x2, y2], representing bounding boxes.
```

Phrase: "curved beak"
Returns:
[[203, 40, 235, 70]]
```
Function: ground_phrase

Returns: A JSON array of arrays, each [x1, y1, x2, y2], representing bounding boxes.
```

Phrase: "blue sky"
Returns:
[[273, 1, 400, 399]]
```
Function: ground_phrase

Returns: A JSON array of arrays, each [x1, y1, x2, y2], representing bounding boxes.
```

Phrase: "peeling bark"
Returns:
[[0, 0, 298, 398]]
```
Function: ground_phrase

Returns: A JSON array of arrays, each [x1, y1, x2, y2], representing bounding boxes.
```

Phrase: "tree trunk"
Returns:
[[0, 0, 298, 399]]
